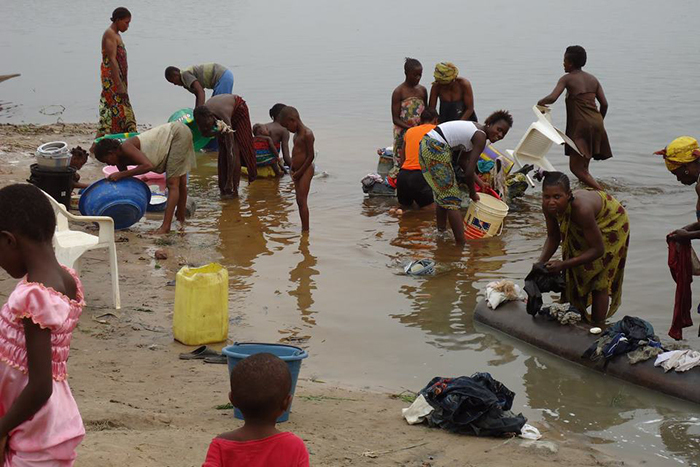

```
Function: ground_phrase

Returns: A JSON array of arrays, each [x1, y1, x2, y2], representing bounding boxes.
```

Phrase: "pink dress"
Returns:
[[0, 269, 85, 466]]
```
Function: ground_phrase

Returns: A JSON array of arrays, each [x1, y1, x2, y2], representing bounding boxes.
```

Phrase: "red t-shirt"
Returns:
[[202, 432, 309, 467]]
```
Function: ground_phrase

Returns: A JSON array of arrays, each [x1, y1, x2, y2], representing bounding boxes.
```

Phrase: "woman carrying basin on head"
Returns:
[[93, 121, 196, 235], [536, 172, 629, 324], [418, 110, 513, 245]]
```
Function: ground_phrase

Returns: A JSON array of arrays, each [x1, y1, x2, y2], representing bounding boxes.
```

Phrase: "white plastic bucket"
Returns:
[[36, 141, 70, 170], [464, 193, 509, 239]]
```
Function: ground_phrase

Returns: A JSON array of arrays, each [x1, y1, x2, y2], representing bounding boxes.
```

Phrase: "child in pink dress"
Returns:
[[0, 184, 85, 466]]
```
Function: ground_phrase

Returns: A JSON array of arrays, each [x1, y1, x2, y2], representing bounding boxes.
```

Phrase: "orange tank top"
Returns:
[[402, 124, 436, 170]]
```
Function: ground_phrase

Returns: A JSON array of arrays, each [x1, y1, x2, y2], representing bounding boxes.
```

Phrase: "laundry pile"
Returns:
[[582, 316, 664, 365], [361, 173, 395, 196], [402, 373, 527, 437]]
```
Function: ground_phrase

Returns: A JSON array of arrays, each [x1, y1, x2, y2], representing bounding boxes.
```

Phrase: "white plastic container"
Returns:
[[463, 193, 510, 239], [36, 141, 70, 170]]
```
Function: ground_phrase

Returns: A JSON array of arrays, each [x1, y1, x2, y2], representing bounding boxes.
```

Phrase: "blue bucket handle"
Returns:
[[232, 342, 308, 358]]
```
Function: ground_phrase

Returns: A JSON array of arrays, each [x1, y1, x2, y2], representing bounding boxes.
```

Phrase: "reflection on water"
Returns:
[[289, 235, 318, 326], [521, 352, 700, 466]]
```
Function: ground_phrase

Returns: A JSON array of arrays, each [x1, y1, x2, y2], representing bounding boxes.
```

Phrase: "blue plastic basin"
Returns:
[[222, 342, 309, 423], [79, 178, 151, 230]]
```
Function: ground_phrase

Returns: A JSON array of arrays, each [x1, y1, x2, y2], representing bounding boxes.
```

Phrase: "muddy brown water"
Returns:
[[3, 0, 700, 464]]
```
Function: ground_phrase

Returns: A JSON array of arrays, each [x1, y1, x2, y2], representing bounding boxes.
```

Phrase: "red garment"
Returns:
[[231, 96, 257, 181], [202, 432, 309, 467], [668, 239, 694, 340]]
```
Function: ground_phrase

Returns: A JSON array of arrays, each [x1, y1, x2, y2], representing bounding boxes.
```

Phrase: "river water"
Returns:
[[3, 0, 700, 464]]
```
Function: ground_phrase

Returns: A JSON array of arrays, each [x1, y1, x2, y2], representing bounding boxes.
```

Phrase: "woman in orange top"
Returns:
[[397, 108, 438, 208]]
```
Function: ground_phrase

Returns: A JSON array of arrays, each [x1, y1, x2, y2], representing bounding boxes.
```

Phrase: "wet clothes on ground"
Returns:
[[420, 373, 527, 437]]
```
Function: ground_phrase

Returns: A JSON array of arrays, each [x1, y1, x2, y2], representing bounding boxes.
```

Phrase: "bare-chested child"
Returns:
[[538, 45, 612, 190], [279, 106, 314, 232], [252, 123, 283, 177], [265, 103, 292, 169], [391, 58, 428, 163]]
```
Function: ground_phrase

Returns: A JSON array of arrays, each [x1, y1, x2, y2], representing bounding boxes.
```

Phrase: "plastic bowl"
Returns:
[[222, 343, 308, 422], [102, 165, 166, 182], [79, 178, 151, 230]]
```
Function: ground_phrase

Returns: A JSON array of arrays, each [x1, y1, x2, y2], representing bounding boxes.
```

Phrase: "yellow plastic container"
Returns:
[[173, 263, 229, 345]]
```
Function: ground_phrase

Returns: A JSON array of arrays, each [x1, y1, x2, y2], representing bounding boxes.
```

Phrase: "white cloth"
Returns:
[[519, 424, 542, 440], [485, 280, 524, 309], [654, 350, 700, 372], [401, 394, 434, 425], [427, 120, 482, 151]]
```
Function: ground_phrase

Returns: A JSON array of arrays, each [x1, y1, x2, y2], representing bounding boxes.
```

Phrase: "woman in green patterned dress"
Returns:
[[537, 172, 630, 324]]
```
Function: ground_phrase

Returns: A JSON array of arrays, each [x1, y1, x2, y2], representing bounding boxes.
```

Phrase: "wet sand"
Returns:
[[0, 123, 622, 466]]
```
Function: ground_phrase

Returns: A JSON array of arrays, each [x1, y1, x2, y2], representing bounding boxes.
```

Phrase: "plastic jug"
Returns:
[[173, 263, 229, 345]]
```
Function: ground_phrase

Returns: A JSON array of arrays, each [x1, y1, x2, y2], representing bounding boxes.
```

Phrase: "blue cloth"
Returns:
[[212, 69, 234, 96]]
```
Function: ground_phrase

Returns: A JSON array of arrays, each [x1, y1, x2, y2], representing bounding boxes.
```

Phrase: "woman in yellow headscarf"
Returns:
[[657, 136, 700, 241], [428, 62, 477, 123]]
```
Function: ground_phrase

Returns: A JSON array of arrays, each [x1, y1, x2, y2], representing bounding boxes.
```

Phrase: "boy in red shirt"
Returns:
[[202, 353, 309, 467]]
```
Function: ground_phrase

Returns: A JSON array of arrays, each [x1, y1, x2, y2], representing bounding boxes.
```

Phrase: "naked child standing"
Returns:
[[279, 106, 314, 232]]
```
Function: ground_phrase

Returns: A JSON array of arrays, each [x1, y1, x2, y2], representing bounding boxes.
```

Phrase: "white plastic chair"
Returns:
[[42, 191, 121, 309], [506, 105, 583, 186]]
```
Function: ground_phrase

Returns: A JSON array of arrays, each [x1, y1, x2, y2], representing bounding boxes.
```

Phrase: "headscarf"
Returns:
[[655, 136, 700, 171], [433, 62, 459, 85]]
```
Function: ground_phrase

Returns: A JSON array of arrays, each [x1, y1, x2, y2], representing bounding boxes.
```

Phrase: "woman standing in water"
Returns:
[[96, 7, 136, 138], [428, 62, 477, 123], [537, 172, 629, 324], [418, 110, 512, 245]]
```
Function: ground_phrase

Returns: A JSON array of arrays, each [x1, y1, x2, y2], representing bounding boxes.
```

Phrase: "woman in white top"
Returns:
[[419, 110, 513, 244]]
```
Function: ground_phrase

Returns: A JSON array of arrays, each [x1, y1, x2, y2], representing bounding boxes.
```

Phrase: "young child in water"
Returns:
[[201, 353, 309, 467], [252, 123, 283, 177], [0, 184, 85, 465], [279, 106, 315, 232], [537, 45, 612, 191]]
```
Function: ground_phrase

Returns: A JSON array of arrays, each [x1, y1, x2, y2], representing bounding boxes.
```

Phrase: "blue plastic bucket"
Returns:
[[79, 178, 151, 230], [222, 342, 309, 423]]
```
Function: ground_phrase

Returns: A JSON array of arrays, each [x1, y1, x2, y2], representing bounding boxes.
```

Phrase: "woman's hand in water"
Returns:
[[545, 260, 566, 274]]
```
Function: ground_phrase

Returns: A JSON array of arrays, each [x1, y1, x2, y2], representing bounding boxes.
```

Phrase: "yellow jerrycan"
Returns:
[[173, 263, 229, 345]]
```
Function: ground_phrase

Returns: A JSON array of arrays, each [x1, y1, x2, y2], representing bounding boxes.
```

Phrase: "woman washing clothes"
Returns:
[[428, 62, 477, 123], [537, 172, 629, 324], [419, 110, 512, 245], [656, 136, 700, 241], [93, 121, 196, 235]]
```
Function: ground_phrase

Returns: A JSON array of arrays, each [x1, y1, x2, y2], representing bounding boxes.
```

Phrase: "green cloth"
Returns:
[[418, 135, 462, 210], [181, 63, 227, 90]]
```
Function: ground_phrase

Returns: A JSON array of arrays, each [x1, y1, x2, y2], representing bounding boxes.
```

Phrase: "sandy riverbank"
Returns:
[[0, 123, 625, 466]]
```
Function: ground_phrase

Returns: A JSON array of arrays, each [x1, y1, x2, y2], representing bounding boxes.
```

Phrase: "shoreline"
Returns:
[[0, 123, 623, 466]]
